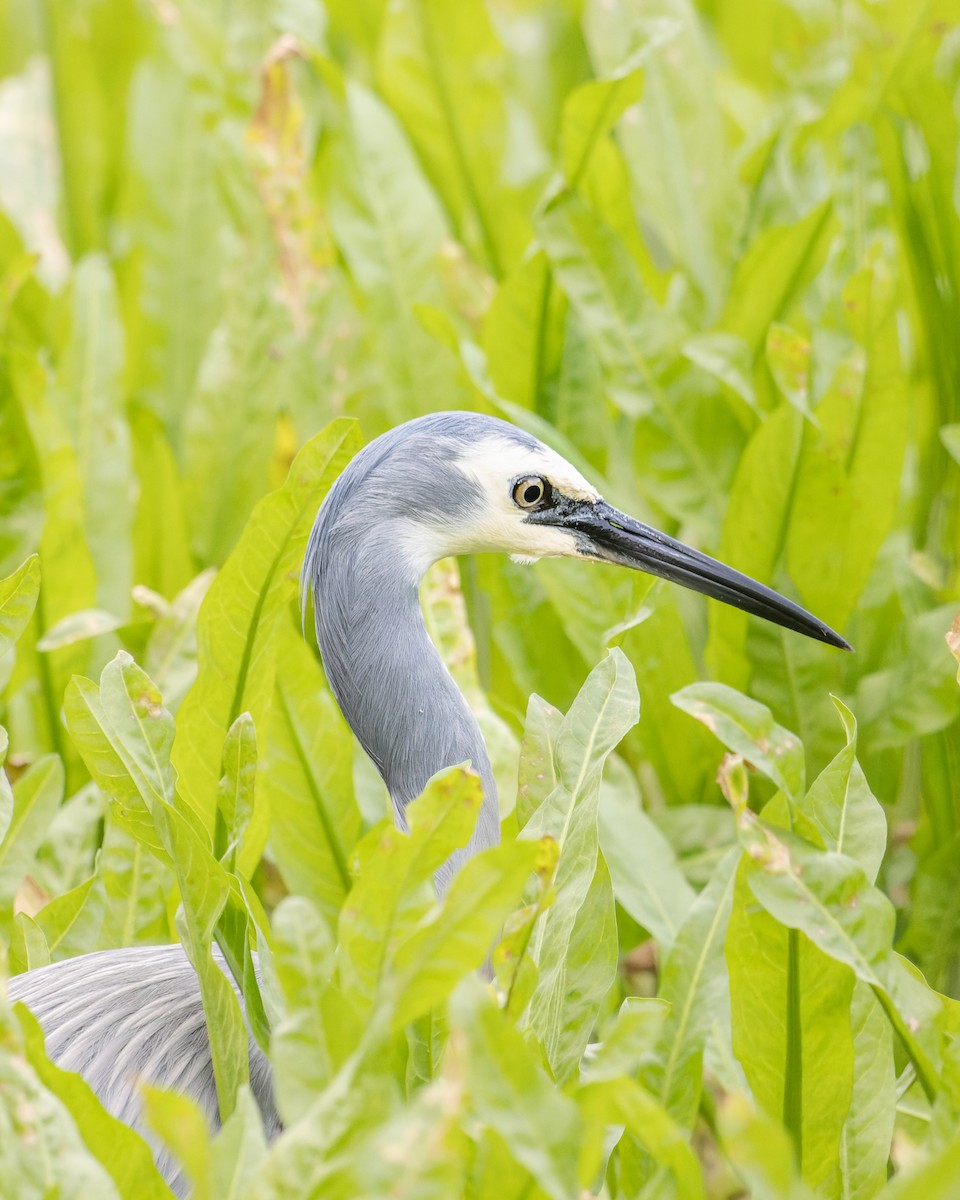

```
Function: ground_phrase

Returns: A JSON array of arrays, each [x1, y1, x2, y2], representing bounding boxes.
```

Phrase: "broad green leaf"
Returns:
[[0, 1002, 122, 1200], [802, 698, 886, 882], [515, 693, 562, 829], [35, 607, 126, 650], [64, 651, 184, 859], [0, 727, 12, 849], [559, 55, 645, 187], [536, 189, 681, 420], [726, 859, 854, 1192], [872, 1133, 960, 1199], [51, 255, 133, 613], [338, 765, 483, 1014], [378, 0, 534, 276], [141, 1085, 212, 1200], [649, 846, 739, 1125], [269, 895, 356, 1125], [577, 1077, 706, 1199], [720, 201, 836, 358], [705, 402, 804, 687], [598, 770, 695, 952], [210, 1087, 267, 1200], [0, 552, 40, 657], [321, 79, 468, 428], [391, 838, 538, 1028], [672, 681, 805, 801], [739, 812, 943, 1101], [216, 713, 260, 876], [450, 978, 582, 1200], [522, 649, 639, 1081], [16, 1005, 173, 1200], [9, 874, 102, 972], [839, 983, 894, 1200], [261, 627, 358, 925], [173, 420, 360, 831], [787, 259, 908, 629], [0, 752, 64, 920]]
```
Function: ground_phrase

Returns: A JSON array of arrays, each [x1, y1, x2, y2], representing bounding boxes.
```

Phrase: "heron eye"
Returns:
[[512, 476, 549, 510]]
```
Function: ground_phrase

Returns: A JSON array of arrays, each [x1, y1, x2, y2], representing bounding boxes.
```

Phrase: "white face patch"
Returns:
[[447, 435, 603, 562]]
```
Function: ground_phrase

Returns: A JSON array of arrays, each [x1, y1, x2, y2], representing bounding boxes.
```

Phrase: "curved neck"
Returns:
[[311, 526, 499, 889]]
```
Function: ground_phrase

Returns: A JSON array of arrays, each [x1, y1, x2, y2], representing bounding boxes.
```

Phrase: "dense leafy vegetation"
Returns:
[[2, 0, 960, 1195]]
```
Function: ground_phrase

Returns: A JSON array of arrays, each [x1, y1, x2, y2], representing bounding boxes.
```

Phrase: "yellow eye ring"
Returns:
[[512, 476, 546, 509]]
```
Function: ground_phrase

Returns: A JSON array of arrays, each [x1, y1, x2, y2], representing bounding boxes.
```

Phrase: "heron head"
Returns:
[[443, 420, 850, 651], [311, 413, 848, 651]]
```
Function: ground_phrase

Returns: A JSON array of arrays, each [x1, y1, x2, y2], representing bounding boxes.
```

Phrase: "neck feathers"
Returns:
[[305, 497, 499, 890]]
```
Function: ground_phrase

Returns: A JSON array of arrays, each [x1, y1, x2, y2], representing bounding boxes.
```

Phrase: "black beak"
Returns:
[[533, 499, 851, 651]]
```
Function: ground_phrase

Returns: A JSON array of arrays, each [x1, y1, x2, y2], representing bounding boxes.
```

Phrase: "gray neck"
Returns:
[[309, 524, 499, 891]]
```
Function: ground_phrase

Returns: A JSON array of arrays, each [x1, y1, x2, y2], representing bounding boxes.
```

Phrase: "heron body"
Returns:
[[5, 413, 848, 1193]]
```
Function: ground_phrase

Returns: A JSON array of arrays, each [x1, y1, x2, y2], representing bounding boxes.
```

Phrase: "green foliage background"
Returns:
[[1, 0, 960, 1196]]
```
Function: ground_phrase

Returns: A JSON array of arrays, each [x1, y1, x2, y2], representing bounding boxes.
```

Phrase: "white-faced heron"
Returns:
[[6, 412, 848, 1192]]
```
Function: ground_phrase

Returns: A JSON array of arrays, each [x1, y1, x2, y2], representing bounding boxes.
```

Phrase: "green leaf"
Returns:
[[802, 698, 886, 882], [391, 838, 538, 1028], [0, 1003, 122, 1200], [51, 255, 133, 613], [521, 649, 639, 1082], [726, 858, 855, 1192], [321, 79, 468, 427], [338, 765, 483, 1014], [450, 978, 583, 1200], [839, 983, 895, 1200], [269, 895, 354, 1125], [378, 0, 533, 275], [720, 201, 836, 358], [559, 55, 644, 188], [0, 552, 40, 658], [577, 1077, 706, 1199], [261, 625, 359, 924], [598, 773, 695, 952], [173, 420, 361, 831], [16, 1004, 173, 1200], [649, 847, 739, 1125], [515, 693, 562, 829], [0, 752, 64, 921], [64, 650, 184, 859], [738, 812, 942, 1101], [216, 712, 260, 876]]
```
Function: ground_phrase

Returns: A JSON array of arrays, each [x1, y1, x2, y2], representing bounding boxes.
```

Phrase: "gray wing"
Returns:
[[7, 944, 280, 1197]]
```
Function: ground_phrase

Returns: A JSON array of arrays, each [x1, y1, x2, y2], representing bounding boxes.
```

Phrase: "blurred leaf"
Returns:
[[450, 978, 582, 1200], [0, 1000, 122, 1200], [721, 202, 836, 358], [0, 753, 63, 923], [391, 837, 537, 1028], [378, 0, 534, 275], [51, 255, 133, 613], [338, 765, 483, 1015], [16, 1004, 173, 1200], [0, 552, 40, 657], [739, 812, 942, 1101], [36, 607, 126, 651]]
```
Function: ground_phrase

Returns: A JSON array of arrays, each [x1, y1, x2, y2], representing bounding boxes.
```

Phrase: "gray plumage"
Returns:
[[302, 412, 534, 888], [7, 945, 279, 1195], [5, 411, 849, 1194]]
